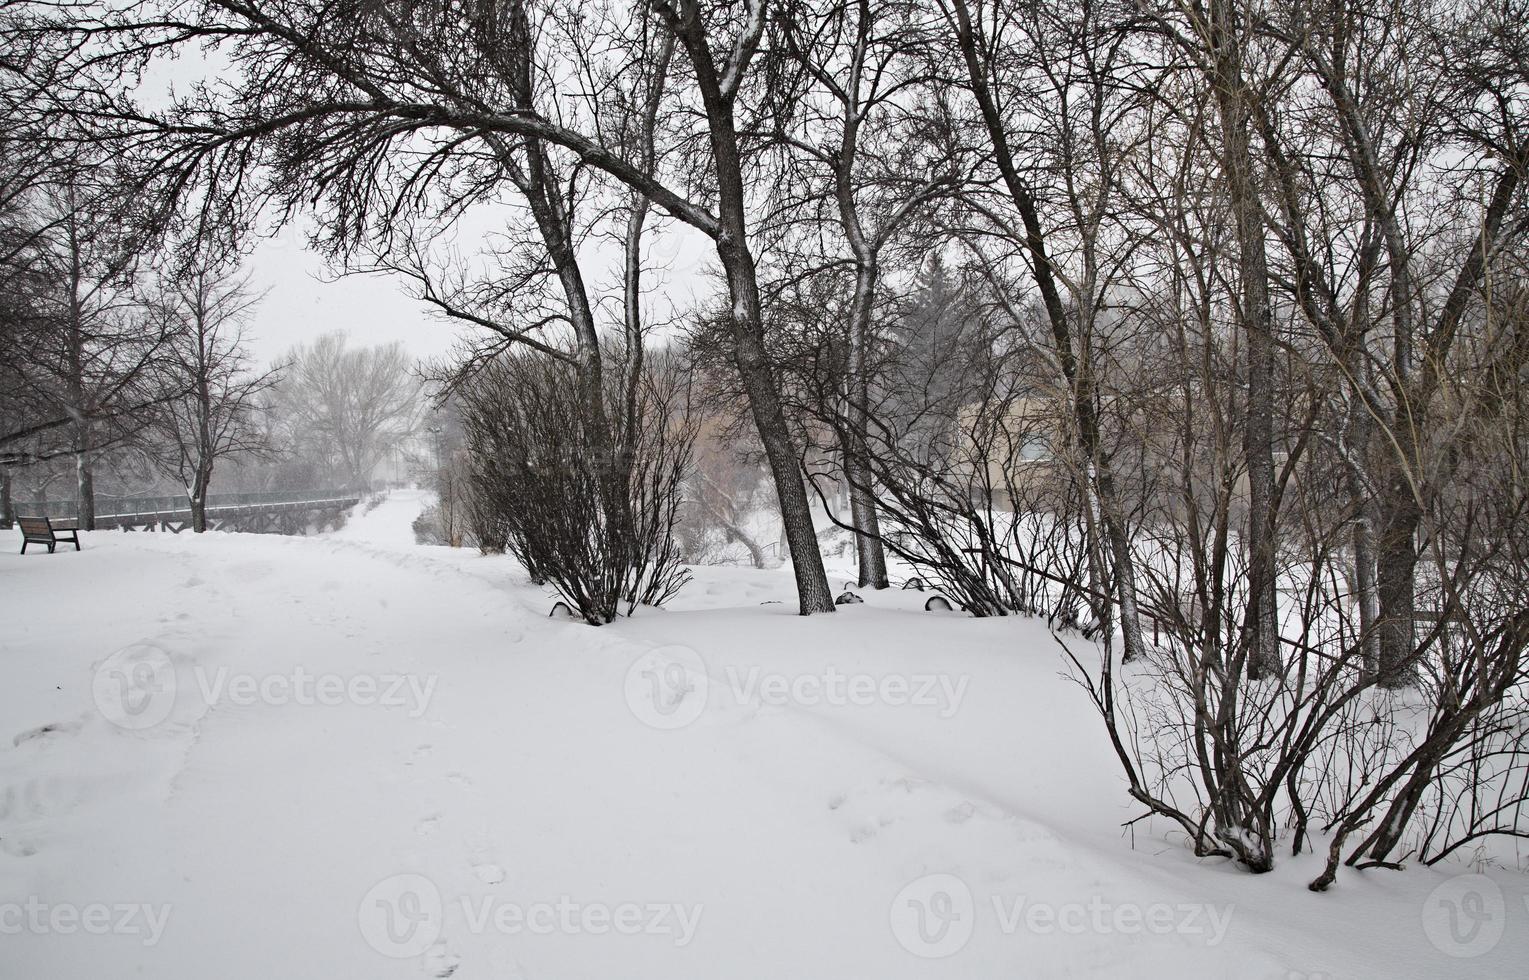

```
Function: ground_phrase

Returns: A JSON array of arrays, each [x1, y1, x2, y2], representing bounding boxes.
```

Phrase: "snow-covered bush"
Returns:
[[411, 504, 447, 546]]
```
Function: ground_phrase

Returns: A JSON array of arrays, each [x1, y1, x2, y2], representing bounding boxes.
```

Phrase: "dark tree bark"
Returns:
[[1207, 0, 1280, 679], [657, 0, 837, 614]]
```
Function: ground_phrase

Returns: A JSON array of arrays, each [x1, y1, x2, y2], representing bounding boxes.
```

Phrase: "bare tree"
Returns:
[[769, 0, 958, 589], [278, 333, 420, 491], [1, 157, 176, 525], [934, 0, 1150, 661], [145, 253, 277, 532]]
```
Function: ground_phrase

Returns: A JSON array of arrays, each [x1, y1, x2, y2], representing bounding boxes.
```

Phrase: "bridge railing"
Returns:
[[13, 490, 359, 519]]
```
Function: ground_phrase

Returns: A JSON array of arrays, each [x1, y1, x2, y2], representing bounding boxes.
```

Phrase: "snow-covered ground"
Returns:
[[2, 489, 1524, 978]]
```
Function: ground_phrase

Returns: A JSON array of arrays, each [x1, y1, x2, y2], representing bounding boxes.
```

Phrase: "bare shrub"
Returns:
[[457, 351, 694, 624]]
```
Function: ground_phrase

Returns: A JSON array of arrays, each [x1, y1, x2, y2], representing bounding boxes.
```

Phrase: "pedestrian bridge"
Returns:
[[11, 490, 363, 533]]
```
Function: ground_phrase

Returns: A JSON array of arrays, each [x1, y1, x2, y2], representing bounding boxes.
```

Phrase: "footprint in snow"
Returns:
[[473, 863, 506, 884], [0, 774, 82, 822], [425, 942, 461, 978], [12, 720, 83, 747], [0, 836, 39, 857], [849, 824, 878, 844], [415, 816, 440, 837]]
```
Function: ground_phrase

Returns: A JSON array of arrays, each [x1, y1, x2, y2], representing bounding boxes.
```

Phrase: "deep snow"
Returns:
[[1, 490, 1525, 978]]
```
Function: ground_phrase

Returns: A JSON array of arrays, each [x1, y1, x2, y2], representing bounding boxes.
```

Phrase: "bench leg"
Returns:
[[48, 542, 55, 554], [19, 539, 26, 555]]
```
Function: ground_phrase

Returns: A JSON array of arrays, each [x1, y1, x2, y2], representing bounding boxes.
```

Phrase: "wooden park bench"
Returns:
[[17, 515, 80, 554]]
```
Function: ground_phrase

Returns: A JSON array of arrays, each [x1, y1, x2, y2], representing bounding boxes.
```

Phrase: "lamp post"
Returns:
[[427, 425, 443, 474]]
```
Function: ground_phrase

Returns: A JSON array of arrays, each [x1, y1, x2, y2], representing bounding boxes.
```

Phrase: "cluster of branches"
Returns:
[[0, 127, 280, 528], [456, 348, 695, 623], [10, 0, 1529, 886]]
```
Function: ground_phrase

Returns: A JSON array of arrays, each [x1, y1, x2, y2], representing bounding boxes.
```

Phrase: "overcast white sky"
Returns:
[[239, 233, 444, 366], [236, 217, 715, 369]]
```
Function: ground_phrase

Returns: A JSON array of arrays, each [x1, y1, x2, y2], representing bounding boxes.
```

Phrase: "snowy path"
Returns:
[[2, 491, 1525, 978]]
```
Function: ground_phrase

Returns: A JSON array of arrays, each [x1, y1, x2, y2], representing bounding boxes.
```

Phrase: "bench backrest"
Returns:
[[17, 516, 53, 537]]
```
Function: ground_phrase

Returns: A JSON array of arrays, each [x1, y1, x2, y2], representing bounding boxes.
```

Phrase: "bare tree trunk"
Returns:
[[63, 194, 97, 532], [662, 0, 836, 614], [726, 251, 836, 613], [1209, 0, 1280, 679], [190, 472, 209, 533], [1353, 517, 1380, 671], [193, 334, 213, 533], [847, 453, 888, 587], [1096, 468, 1145, 662], [74, 430, 94, 530], [845, 267, 889, 589], [1343, 356, 1382, 675], [1375, 486, 1421, 686], [722, 516, 767, 569], [1, 469, 12, 528], [829, 25, 891, 590], [621, 31, 673, 457]]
